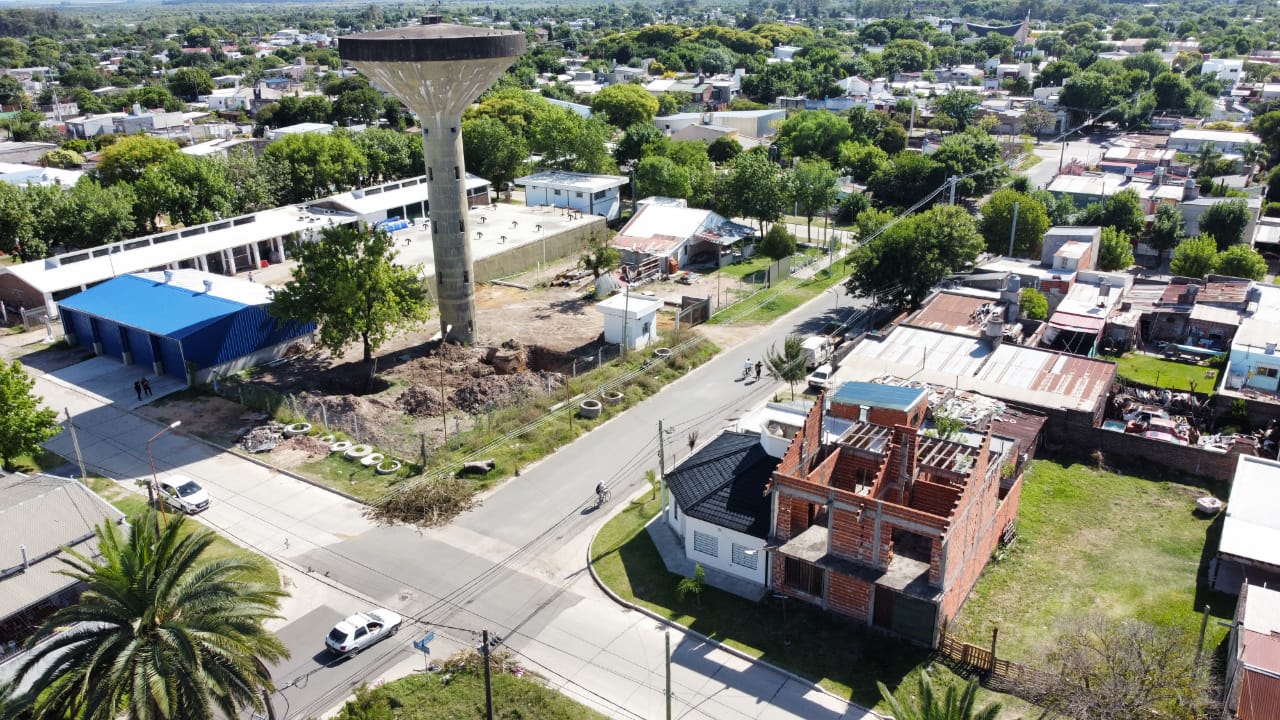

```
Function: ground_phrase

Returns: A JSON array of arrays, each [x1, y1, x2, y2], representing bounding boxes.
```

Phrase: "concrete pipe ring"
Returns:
[[283, 422, 312, 437], [361, 453, 385, 467], [375, 460, 402, 476], [653, 347, 673, 359], [345, 444, 374, 461], [579, 399, 603, 419], [602, 390, 624, 406], [329, 440, 353, 454]]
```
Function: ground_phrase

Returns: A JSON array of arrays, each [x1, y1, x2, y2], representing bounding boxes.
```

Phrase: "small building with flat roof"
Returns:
[[1212, 454, 1280, 593], [596, 290, 662, 351], [514, 170, 629, 221], [264, 122, 335, 141]]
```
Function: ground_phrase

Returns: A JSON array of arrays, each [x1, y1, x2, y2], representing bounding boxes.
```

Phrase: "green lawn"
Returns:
[[5, 446, 71, 474], [590, 494, 1034, 715], [336, 657, 607, 719], [84, 476, 280, 590], [1106, 352, 1219, 392], [710, 264, 847, 326], [951, 458, 1233, 664]]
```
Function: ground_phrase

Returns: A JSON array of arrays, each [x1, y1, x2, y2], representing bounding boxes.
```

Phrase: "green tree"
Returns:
[[1080, 189, 1145, 238], [1152, 72, 1194, 112], [1240, 141, 1268, 182], [133, 154, 234, 231], [775, 110, 851, 162], [1148, 203, 1185, 260], [979, 189, 1050, 258], [868, 151, 943, 206], [579, 234, 621, 279], [845, 205, 984, 310], [1169, 234, 1219, 279], [270, 225, 429, 376], [3, 510, 287, 719], [331, 87, 386, 127], [933, 90, 981, 131], [757, 223, 796, 261], [0, 182, 42, 261], [765, 334, 808, 399], [531, 110, 616, 175], [351, 128, 423, 185], [715, 151, 786, 235], [334, 684, 396, 720], [0, 360, 61, 470], [878, 671, 1001, 720], [1252, 110, 1280, 157], [1022, 106, 1055, 139], [931, 129, 1005, 198], [590, 83, 659, 129], [1021, 288, 1049, 320], [786, 159, 839, 243], [166, 66, 213, 101], [1199, 198, 1252, 249], [261, 132, 367, 204], [706, 135, 742, 164], [57, 178, 136, 250], [1193, 142, 1223, 178], [636, 155, 692, 200], [95, 135, 179, 186], [879, 123, 908, 155], [838, 141, 887, 183], [1098, 227, 1135, 271], [1215, 243, 1268, 280], [614, 122, 669, 168], [462, 116, 527, 199], [41, 148, 85, 169]]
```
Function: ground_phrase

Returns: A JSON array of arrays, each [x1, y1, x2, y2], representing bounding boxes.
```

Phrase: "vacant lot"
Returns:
[[1107, 351, 1218, 392], [951, 457, 1232, 663]]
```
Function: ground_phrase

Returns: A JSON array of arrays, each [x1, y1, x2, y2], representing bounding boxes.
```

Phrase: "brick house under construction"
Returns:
[[768, 382, 1036, 646]]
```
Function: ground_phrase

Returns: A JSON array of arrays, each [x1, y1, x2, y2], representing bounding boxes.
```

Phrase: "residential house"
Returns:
[[64, 112, 126, 139], [1167, 128, 1262, 156], [1222, 583, 1280, 720], [1224, 284, 1280, 395], [265, 122, 334, 141], [654, 109, 785, 142], [612, 200, 754, 272], [767, 382, 1036, 645], [1202, 58, 1245, 86], [1181, 196, 1262, 242], [0, 473, 125, 663]]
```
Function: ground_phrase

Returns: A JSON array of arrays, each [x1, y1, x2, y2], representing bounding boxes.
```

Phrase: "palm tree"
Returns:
[[1194, 143, 1223, 179], [4, 511, 288, 720], [877, 670, 1003, 720], [765, 334, 808, 399], [1240, 141, 1268, 182]]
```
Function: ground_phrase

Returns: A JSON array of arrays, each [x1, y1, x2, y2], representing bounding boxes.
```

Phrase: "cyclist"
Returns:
[[595, 482, 606, 505]]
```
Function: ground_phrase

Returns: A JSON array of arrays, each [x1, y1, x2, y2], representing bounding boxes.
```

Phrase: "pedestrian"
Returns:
[[141, 377, 152, 397], [247, 271, 255, 283], [755, 360, 763, 381], [133, 380, 142, 400], [743, 358, 752, 379]]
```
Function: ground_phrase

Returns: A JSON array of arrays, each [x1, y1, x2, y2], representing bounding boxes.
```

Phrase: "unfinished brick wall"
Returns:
[[828, 570, 873, 620], [829, 505, 877, 565]]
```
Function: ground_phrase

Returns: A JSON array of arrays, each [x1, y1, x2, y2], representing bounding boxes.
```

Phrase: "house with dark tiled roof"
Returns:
[[661, 431, 780, 587]]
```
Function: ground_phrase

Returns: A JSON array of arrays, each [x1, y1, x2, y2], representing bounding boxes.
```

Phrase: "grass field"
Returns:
[[1106, 351, 1219, 392], [951, 457, 1233, 663]]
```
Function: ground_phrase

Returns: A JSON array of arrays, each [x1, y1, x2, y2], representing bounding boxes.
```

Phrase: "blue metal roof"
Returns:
[[57, 275, 250, 339], [831, 382, 927, 412]]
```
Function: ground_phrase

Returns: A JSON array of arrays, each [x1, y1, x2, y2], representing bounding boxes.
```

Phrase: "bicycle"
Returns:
[[595, 487, 612, 509]]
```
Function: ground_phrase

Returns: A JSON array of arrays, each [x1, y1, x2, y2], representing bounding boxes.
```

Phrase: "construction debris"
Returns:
[[240, 423, 285, 453]]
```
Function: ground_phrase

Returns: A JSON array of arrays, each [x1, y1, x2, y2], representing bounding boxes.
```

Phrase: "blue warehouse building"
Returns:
[[58, 270, 314, 384]]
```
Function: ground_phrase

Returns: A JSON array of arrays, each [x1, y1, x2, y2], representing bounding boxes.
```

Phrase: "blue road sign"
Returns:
[[412, 631, 436, 653]]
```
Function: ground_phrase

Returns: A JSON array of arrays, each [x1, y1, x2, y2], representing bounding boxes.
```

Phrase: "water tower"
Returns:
[[340, 17, 526, 344]]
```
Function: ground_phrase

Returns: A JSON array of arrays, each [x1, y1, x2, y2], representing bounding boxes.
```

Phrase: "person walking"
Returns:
[[141, 377, 152, 397], [755, 360, 763, 381], [133, 380, 142, 401]]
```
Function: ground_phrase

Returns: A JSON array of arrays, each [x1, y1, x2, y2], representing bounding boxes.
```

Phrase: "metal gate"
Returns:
[[157, 336, 186, 381], [124, 327, 155, 368], [873, 586, 937, 645]]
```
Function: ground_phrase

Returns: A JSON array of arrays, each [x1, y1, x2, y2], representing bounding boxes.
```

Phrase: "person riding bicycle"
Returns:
[[595, 482, 605, 500], [743, 357, 752, 379]]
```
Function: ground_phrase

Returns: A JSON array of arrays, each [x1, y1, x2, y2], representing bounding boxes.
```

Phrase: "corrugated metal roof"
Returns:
[[832, 381, 927, 412], [665, 432, 776, 536], [0, 474, 124, 620], [1239, 667, 1280, 720], [1220, 455, 1280, 568], [58, 275, 249, 338]]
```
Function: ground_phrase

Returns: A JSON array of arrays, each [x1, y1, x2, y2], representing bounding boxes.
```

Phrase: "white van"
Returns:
[[800, 336, 831, 369]]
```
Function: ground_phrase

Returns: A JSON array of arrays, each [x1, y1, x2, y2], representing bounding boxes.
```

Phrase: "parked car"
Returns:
[[325, 609, 403, 656], [156, 477, 210, 514], [807, 364, 835, 391]]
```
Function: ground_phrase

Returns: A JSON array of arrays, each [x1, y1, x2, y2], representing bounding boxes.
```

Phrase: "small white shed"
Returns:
[[596, 291, 663, 350]]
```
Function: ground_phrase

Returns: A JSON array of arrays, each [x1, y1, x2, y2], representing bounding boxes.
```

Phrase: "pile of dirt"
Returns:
[[452, 373, 554, 413], [398, 386, 448, 417]]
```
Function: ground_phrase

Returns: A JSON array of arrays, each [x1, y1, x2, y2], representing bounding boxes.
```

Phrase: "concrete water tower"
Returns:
[[339, 17, 526, 344]]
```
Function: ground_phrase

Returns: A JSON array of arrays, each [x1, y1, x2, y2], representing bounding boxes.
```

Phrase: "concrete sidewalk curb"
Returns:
[[583, 511, 887, 720]]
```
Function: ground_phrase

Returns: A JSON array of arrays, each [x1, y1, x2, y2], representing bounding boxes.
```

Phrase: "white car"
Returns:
[[157, 477, 210, 514], [325, 609, 403, 656], [806, 364, 835, 391]]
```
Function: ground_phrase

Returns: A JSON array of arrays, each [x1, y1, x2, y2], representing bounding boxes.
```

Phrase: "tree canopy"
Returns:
[[1215, 243, 1268, 280], [0, 359, 60, 470], [845, 204, 984, 310], [1098, 227, 1135, 271], [714, 151, 785, 235], [786, 159, 839, 243], [1198, 199, 1252, 249], [270, 225, 430, 373], [590, 82, 659, 129], [1169, 234, 1219, 279], [95, 135, 179, 186], [979, 189, 1049, 258]]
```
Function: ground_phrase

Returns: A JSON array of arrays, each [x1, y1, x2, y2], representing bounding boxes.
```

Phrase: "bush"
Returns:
[[758, 223, 797, 260]]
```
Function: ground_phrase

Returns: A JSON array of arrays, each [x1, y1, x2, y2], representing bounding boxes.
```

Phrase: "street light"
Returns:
[[828, 287, 840, 314], [146, 420, 181, 509]]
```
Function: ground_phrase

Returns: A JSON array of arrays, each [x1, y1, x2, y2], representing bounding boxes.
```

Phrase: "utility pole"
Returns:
[[64, 408, 87, 481], [658, 419, 667, 511], [1008, 201, 1020, 257], [949, 175, 957, 205], [481, 630, 495, 720], [665, 631, 673, 720]]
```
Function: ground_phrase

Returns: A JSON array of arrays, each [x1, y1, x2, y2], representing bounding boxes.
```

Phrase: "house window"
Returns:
[[553, 189, 562, 196], [783, 557, 824, 596], [575, 191, 584, 198], [594, 190, 608, 200], [1258, 366, 1279, 379], [693, 530, 718, 558], [731, 543, 757, 570]]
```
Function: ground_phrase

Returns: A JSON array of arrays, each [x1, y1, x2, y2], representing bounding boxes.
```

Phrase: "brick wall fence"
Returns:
[[466, 218, 608, 283]]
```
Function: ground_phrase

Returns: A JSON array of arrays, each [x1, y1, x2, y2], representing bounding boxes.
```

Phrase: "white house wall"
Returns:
[[681, 516, 767, 586]]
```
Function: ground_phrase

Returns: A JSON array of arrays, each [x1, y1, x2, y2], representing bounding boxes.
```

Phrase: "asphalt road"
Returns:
[[264, 283, 875, 720], [1023, 136, 1111, 191]]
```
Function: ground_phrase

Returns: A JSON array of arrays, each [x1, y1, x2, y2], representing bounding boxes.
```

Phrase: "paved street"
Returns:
[[8, 276, 876, 720], [1024, 137, 1110, 191]]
